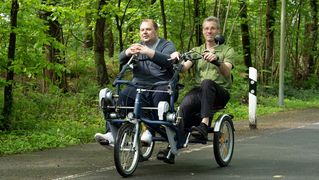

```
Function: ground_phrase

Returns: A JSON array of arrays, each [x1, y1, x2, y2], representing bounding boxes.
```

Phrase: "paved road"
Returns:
[[1, 108, 319, 180]]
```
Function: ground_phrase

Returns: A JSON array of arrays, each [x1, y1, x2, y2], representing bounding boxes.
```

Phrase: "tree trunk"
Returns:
[[105, 22, 114, 58], [292, 1, 302, 86], [115, 0, 132, 52], [160, 0, 167, 39], [213, 0, 218, 17], [94, 0, 109, 87], [239, 0, 252, 69], [115, 15, 124, 52], [300, 24, 315, 84], [308, 0, 318, 75], [2, 0, 19, 131], [194, 0, 202, 46], [264, 0, 277, 85], [46, 15, 68, 92], [179, 0, 186, 51], [187, 0, 195, 50], [83, 12, 93, 49], [40, 1, 68, 92]]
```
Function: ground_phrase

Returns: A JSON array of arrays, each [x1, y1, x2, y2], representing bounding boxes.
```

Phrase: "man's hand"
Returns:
[[137, 45, 155, 58], [125, 44, 155, 58], [202, 50, 220, 67], [169, 51, 180, 62], [125, 44, 142, 56]]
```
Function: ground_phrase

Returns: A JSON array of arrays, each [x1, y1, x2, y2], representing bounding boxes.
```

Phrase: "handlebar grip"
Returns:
[[113, 79, 136, 87], [210, 57, 221, 67]]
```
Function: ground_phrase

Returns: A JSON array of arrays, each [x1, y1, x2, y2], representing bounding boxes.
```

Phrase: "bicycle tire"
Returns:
[[114, 123, 140, 177], [213, 117, 234, 167], [139, 141, 155, 161]]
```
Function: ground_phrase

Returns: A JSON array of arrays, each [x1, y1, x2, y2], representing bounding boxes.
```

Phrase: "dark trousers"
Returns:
[[119, 85, 174, 109], [105, 85, 176, 132], [179, 79, 230, 131]]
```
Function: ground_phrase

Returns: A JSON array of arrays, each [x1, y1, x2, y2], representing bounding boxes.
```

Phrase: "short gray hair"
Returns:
[[203, 16, 220, 29]]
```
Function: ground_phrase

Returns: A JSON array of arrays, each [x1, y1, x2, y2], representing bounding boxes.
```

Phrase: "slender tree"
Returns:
[[94, 0, 109, 86], [160, 0, 167, 39], [264, 0, 277, 85], [308, 0, 318, 75], [292, 1, 302, 86], [83, 12, 93, 49], [194, 0, 202, 46], [187, 0, 195, 50], [40, 0, 68, 92], [115, 0, 133, 51], [115, 0, 124, 51], [213, 0, 218, 17], [179, 0, 186, 51], [105, 18, 115, 58], [2, 0, 19, 130], [239, 0, 252, 69]]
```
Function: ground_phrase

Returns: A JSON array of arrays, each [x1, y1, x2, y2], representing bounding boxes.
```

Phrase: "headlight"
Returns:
[[99, 88, 114, 108], [157, 101, 169, 120], [166, 112, 176, 122]]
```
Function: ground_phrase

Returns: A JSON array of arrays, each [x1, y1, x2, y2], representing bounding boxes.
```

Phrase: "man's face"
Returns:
[[139, 21, 157, 44], [202, 21, 219, 43]]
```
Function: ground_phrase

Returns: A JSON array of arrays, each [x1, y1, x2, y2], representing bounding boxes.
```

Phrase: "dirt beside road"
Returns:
[[234, 107, 319, 139]]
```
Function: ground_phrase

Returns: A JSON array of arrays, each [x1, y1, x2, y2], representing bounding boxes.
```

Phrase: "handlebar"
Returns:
[[168, 51, 203, 63], [113, 55, 136, 86], [113, 54, 185, 90], [170, 34, 225, 63], [113, 79, 172, 88], [112, 34, 225, 88]]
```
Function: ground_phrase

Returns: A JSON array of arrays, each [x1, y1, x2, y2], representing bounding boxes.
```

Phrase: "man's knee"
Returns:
[[201, 79, 217, 87]]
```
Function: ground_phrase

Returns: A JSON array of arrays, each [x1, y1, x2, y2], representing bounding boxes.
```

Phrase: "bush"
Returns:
[[0, 87, 104, 155]]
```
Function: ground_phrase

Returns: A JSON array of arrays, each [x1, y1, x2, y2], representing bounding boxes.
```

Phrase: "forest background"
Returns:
[[0, 0, 318, 155]]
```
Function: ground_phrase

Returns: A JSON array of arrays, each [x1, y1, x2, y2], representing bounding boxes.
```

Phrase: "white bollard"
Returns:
[[249, 67, 257, 129]]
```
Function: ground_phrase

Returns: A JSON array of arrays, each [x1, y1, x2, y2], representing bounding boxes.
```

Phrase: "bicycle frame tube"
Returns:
[[133, 121, 140, 150], [133, 89, 142, 119]]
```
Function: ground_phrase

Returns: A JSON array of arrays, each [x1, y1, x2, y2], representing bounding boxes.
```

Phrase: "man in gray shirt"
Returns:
[[95, 19, 176, 151]]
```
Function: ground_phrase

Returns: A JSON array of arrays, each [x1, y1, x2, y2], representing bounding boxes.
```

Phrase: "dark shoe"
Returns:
[[157, 148, 175, 164], [191, 123, 208, 140]]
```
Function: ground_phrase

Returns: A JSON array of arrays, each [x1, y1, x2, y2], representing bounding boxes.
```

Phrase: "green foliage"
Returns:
[[0, 87, 104, 155]]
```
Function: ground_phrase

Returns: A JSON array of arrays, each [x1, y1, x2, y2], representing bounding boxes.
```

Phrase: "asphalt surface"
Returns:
[[1, 108, 319, 180]]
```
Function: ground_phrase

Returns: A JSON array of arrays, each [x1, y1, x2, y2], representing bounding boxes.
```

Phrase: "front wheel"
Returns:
[[213, 117, 234, 167], [114, 123, 140, 177]]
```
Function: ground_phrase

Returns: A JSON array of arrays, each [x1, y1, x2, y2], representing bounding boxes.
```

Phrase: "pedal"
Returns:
[[189, 133, 208, 144]]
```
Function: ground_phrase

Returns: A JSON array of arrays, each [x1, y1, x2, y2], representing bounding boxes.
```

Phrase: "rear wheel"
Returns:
[[114, 123, 140, 177], [213, 117, 234, 167], [139, 141, 155, 161]]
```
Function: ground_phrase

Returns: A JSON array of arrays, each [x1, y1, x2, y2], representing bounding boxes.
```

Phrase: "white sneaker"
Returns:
[[141, 130, 152, 146], [94, 132, 114, 147]]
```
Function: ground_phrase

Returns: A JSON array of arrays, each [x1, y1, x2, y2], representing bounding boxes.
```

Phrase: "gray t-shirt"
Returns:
[[119, 38, 176, 84]]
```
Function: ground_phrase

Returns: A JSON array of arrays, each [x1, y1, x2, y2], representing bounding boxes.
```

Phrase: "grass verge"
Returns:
[[0, 86, 318, 156]]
